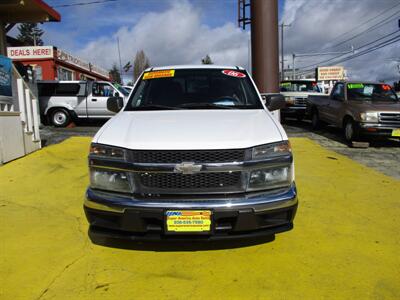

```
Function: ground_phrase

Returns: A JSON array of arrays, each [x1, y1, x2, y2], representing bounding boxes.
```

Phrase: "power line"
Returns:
[[298, 30, 400, 71], [52, 0, 118, 8], [325, 1, 400, 46], [329, 8, 400, 49], [297, 34, 400, 75]]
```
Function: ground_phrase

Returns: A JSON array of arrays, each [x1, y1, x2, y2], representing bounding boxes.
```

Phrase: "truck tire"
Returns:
[[311, 109, 321, 130], [50, 108, 71, 127], [344, 118, 359, 143]]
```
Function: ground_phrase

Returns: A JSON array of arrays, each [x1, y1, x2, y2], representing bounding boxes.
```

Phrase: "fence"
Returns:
[[0, 65, 41, 164]]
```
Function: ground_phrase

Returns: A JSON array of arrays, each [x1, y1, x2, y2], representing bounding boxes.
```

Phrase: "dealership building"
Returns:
[[7, 45, 110, 81]]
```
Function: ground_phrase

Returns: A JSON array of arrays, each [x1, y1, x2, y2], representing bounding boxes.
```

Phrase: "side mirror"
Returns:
[[262, 94, 286, 111], [107, 96, 124, 113]]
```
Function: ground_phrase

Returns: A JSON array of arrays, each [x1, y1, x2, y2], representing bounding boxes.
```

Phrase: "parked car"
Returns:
[[280, 79, 324, 121], [308, 81, 400, 143], [37, 80, 129, 127], [84, 65, 297, 241]]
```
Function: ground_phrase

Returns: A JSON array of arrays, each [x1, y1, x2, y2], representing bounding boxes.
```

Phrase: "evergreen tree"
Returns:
[[133, 50, 150, 81], [201, 54, 213, 64], [17, 23, 44, 46], [109, 63, 122, 84]]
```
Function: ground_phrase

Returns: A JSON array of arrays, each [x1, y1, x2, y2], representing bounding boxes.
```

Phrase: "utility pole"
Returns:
[[117, 37, 123, 84], [279, 22, 290, 80], [292, 53, 295, 79], [250, 0, 279, 93]]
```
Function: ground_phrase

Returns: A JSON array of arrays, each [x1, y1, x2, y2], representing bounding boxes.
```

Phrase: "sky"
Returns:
[[11, 0, 400, 84]]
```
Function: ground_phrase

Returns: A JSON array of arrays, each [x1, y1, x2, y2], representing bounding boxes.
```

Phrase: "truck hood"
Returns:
[[349, 100, 400, 112], [94, 109, 285, 150]]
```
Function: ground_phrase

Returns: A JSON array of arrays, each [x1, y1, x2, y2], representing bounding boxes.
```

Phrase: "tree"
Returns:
[[133, 50, 150, 81], [201, 54, 213, 65], [17, 23, 44, 46], [109, 63, 122, 84]]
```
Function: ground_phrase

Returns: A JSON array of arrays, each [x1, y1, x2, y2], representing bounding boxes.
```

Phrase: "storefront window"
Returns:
[[57, 67, 74, 81], [34, 66, 42, 80]]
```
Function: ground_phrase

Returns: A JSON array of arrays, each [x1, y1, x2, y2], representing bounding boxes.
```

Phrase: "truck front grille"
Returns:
[[379, 113, 400, 124], [129, 149, 246, 163], [139, 172, 242, 190], [294, 98, 307, 106]]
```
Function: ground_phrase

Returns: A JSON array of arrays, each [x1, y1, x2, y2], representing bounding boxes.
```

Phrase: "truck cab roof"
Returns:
[[145, 65, 245, 71]]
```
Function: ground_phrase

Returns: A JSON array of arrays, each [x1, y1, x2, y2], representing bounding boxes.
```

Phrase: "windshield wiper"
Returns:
[[131, 104, 182, 110], [178, 102, 235, 109]]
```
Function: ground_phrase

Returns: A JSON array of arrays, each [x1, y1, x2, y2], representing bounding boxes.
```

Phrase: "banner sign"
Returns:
[[316, 66, 345, 81], [0, 55, 12, 97], [56, 49, 109, 78], [7, 46, 53, 60]]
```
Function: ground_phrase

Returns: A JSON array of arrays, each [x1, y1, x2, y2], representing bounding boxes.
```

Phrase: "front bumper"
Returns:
[[84, 183, 298, 241], [281, 106, 307, 117], [359, 123, 400, 138]]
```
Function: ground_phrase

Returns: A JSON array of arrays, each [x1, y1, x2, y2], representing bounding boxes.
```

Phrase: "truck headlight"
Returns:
[[252, 141, 291, 160], [90, 143, 126, 160], [247, 166, 293, 191], [90, 168, 132, 193], [360, 112, 378, 122], [285, 96, 295, 105]]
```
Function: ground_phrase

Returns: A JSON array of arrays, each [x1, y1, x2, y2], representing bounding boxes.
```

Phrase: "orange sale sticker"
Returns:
[[143, 70, 175, 80]]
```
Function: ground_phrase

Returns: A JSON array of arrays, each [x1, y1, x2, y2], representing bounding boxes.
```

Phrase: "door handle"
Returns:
[[92, 98, 97, 102]]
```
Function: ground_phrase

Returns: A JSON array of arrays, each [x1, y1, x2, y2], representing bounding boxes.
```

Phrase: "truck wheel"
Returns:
[[50, 108, 71, 127], [344, 119, 359, 143], [311, 109, 321, 129]]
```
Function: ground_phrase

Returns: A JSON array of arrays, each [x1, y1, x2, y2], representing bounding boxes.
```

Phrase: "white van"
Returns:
[[84, 65, 298, 241], [37, 80, 129, 126]]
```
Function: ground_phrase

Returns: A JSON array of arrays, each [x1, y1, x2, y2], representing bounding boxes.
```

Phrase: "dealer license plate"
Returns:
[[166, 210, 211, 233], [392, 129, 400, 137]]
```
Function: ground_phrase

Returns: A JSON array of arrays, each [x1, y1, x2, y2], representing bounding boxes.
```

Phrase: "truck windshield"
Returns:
[[280, 81, 321, 93], [125, 69, 263, 110], [347, 83, 398, 101]]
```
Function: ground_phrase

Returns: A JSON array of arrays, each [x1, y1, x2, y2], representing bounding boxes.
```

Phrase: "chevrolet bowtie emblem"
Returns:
[[174, 162, 202, 174]]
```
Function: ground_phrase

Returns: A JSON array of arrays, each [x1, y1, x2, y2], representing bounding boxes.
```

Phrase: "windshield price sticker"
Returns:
[[364, 86, 374, 96], [166, 210, 211, 232], [347, 83, 364, 89], [143, 70, 175, 80], [222, 70, 246, 78]]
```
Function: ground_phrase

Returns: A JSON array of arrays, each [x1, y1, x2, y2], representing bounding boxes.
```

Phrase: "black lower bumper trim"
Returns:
[[88, 222, 293, 242], [84, 203, 297, 241]]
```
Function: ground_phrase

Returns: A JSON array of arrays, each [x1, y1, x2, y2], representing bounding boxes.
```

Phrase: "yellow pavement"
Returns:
[[0, 137, 399, 300]]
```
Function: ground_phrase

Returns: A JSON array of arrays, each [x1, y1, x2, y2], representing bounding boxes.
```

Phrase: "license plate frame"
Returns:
[[165, 210, 212, 234], [392, 129, 400, 137]]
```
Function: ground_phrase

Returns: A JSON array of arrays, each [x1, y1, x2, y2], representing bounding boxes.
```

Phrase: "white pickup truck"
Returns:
[[84, 65, 298, 241], [38, 80, 129, 127]]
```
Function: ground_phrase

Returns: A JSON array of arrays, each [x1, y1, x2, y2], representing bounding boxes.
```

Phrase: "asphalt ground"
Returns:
[[40, 118, 400, 179], [1, 137, 399, 299]]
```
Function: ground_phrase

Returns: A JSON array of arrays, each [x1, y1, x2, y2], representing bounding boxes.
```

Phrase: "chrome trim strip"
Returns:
[[360, 123, 400, 129], [89, 154, 293, 173], [85, 183, 297, 212]]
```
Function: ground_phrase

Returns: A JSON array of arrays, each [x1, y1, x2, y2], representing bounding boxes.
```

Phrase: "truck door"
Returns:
[[86, 82, 118, 117], [74, 82, 89, 117], [325, 83, 345, 124]]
